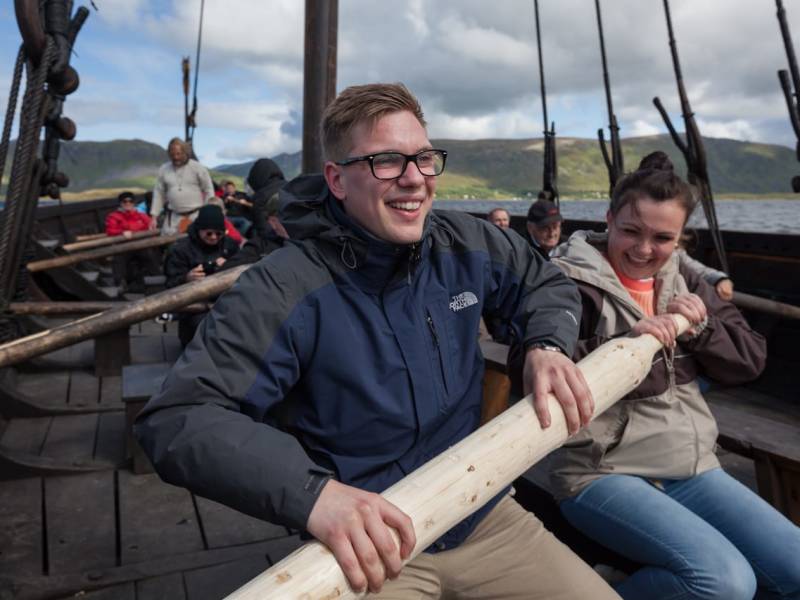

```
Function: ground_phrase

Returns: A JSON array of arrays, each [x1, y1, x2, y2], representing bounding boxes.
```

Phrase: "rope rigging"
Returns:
[[0, 1, 89, 342], [186, 0, 206, 149]]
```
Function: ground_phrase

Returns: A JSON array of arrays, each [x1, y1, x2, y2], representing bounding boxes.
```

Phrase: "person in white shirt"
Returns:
[[149, 137, 215, 234]]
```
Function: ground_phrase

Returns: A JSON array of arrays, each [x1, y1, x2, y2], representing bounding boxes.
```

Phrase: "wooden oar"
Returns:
[[733, 291, 800, 320], [62, 230, 159, 252], [73, 232, 107, 242], [0, 266, 247, 367], [6, 300, 212, 315], [225, 315, 691, 600], [26, 234, 184, 273]]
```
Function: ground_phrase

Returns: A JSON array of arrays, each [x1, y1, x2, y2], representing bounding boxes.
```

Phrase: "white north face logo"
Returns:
[[449, 291, 479, 312]]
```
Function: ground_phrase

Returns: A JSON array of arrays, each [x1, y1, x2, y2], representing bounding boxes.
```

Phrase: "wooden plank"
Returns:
[[131, 335, 166, 365], [706, 386, 800, 423], [0, 417, 50, 455], [40, 414, 98, 463], [14, 371, 70, 407], [68, 370, 100, 406], [717, 448, 757, 493], [139, 319, 168, 337], [195, 497, 289, 549], [95, 328, 131, 377], [7, 540, 274, 600], [162, 335, 183, 364], [75, 582, 135, 599], [122, 363, 171, 402], [0, 478, 42, 576], [45, 472, 116, 575], [710, 401, 800, 463], [184, 555, 269, 600], [118, 471, 204, 565], [94, 411, 127, 465], [100, 375, 122, 405], [136, 573, 186, 600]]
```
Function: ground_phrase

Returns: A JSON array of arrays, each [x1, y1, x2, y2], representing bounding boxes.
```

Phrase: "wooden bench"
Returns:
[[479, 339, 800, 526], [122, 362, 171, 474]]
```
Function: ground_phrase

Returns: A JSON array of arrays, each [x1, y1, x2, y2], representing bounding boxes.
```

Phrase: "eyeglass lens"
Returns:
[[372, 150, 445, 179]]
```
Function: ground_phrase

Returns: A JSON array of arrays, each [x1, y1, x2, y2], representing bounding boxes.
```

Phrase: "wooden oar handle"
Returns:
[[225, 314, 691, 599]]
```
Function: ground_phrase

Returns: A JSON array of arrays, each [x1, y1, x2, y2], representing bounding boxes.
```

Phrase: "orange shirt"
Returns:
[[613, 266, 655, 317]]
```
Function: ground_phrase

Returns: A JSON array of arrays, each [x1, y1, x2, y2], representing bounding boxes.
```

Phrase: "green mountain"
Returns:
[[4, 135, 799, 199], [430, 135, 800, 199], [2, 139, 243, 198]]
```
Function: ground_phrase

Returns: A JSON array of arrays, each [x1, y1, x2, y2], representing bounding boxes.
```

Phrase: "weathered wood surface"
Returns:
[[8, 301, 211, 315], [0, 478, 42, 577], [227, 317, 692, 599], [118, 471, 205, 565], [195, 497, 291, 549], [0, 265, 246, 368], [733, 290, 800, 320], [62, 230, 159, 252], [26, 234, 183, 273], [45, 472, 116, 575]]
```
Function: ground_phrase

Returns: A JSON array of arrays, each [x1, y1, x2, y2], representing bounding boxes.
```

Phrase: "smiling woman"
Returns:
[[548, 162, 800, 600]]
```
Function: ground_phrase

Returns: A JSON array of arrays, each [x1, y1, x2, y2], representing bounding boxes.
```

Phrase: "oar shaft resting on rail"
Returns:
[[0, 266, 247, 368], [226, 316, 691, 600]]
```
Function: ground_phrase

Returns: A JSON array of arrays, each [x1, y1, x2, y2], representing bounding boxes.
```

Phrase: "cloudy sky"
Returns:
[[1, 0, 799, 167]]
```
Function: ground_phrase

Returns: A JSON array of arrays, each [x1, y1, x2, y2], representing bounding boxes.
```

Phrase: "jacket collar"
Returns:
[[281, 174, 433, 293]]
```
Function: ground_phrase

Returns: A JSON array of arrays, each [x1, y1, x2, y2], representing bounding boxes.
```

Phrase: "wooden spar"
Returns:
[[6, 300, 212, 315], [226, 316, 691, 600], [0, 265, 247, 368], [73, 232, 107, 242], [734, 291, 800, 320], [61, 230, 159, 252], [26, 233, 183, 272], [301, 0, 338, 174]]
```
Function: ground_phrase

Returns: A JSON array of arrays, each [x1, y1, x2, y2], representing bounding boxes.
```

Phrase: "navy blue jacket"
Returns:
[[135, 174, 581, 551]]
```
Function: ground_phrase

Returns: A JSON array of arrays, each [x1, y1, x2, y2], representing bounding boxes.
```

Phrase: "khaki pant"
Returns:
[[375, 495, 621, 599]]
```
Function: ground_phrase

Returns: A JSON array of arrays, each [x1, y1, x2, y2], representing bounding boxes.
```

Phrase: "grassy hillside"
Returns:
[[4, 135, 800, 201]]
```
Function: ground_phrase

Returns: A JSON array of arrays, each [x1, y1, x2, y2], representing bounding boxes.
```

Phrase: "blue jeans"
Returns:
[[560, 469, 800, 600]]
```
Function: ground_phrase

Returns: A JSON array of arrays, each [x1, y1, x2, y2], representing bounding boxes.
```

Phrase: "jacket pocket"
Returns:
[[425, 304, 455, 409]]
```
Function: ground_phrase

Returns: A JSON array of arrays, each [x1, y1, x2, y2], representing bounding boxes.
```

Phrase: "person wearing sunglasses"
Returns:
[[163, 204, 239, 346], [137, 83, 616, 599]]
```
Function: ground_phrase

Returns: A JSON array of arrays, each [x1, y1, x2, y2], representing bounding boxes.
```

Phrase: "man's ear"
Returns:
[[324, 161, 347, 201]]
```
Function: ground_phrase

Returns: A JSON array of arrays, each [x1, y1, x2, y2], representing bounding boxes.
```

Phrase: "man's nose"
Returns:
[[397, 159, 425, 185]]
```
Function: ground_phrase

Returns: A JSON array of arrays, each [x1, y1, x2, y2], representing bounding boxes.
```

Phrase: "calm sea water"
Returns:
[[434, 199, 800, 235], [1, 198, 798, 234]]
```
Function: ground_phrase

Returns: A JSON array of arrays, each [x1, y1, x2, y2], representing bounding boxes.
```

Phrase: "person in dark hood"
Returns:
[[164, 204, 239, 346], [246, 158, 288, 241]]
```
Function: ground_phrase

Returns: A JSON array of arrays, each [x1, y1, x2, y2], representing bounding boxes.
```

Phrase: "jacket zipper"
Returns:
[[664, 346, 701, 472], [426, 310, 449, 396]]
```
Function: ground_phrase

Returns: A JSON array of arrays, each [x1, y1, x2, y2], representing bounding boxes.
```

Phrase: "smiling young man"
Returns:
[[135, 83, 619, 599]]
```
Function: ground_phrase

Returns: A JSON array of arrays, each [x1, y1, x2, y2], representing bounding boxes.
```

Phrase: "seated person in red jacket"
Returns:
[[104, 191, 160, 292]]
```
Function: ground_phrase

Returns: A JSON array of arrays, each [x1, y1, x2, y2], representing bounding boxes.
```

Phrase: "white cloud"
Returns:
[[627, 119, 662, 138], [695, 118, 760, 142]]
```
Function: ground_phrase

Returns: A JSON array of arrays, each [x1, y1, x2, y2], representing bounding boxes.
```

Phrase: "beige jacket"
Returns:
[[548, 231, 766, 500]]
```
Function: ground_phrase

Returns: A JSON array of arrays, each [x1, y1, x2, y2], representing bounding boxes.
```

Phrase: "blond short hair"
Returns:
[[321, 83, 426, 161]]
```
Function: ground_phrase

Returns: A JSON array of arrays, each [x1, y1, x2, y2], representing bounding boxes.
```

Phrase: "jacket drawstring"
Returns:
[[340, 237, 357, 270]]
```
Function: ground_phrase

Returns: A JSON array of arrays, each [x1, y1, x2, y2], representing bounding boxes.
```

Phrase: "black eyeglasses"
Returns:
[[336, 149, 447, 180]]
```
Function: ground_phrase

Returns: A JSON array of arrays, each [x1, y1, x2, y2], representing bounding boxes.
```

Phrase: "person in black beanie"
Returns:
[[164, 204, 240, 346]]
